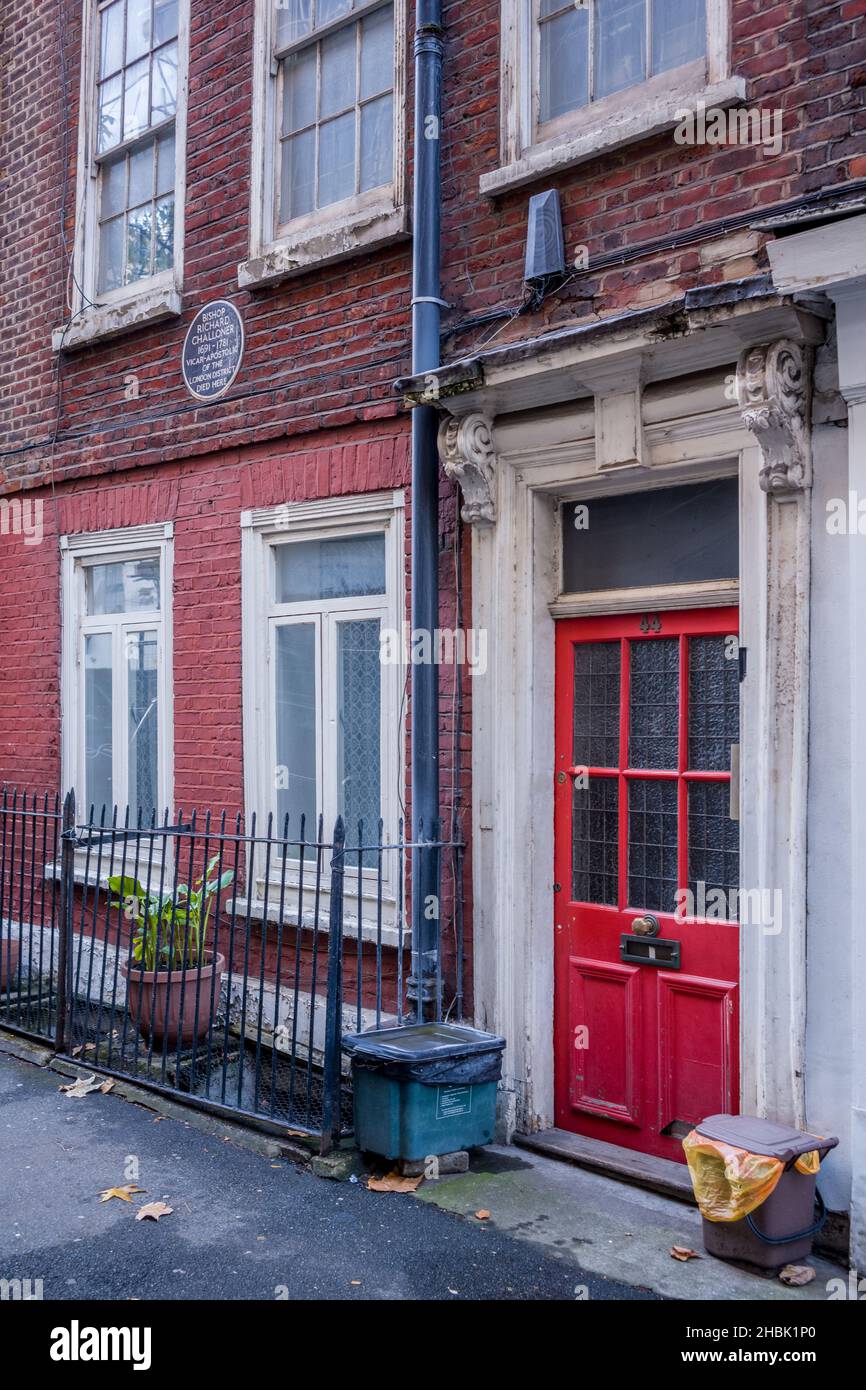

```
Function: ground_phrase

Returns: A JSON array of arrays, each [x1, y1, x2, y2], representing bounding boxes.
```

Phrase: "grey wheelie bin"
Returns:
[[684, 1113, 838, 1270]]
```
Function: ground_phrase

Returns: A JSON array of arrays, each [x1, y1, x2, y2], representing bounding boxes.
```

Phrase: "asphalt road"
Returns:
[[0, 1047, 658, 1302]]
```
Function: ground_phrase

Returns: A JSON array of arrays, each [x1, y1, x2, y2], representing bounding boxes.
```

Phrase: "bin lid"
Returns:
[[695, 1113, 838, 1161], [341, 1022, 506, 1063]]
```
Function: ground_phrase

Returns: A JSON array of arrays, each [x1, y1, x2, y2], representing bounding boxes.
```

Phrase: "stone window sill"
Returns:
[[480, 76, 747, 197], [52, 284, 183, 353], [238, 201, 409, 290]]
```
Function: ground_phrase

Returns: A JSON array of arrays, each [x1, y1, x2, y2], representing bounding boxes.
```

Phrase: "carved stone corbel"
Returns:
[[437, 412, 497, 526], [736, 340, 812, 495]]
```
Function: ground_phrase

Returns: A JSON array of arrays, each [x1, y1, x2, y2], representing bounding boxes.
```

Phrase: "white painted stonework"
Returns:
[[437, 289, 864, 1262]]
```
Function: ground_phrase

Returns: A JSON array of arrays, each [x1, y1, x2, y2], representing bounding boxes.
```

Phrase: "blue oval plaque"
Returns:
[[182, 300, 244, 402]]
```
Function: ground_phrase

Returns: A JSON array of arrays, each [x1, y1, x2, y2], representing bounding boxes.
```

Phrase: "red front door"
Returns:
[[554, 608, 740, 1163]]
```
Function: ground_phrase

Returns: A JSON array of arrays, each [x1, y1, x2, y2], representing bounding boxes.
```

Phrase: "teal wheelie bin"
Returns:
[[342, 1022, 506, 1162]]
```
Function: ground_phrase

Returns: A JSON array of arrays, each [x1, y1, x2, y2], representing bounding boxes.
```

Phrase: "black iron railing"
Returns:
[[0, 789, 466, 1152]]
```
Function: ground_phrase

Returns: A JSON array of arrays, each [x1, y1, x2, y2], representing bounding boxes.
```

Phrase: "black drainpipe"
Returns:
[[408, 0, 445, 1019]]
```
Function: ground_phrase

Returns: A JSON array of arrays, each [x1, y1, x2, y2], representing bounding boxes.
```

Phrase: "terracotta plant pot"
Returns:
[[120, 953, 225, 1050], [0, 940, 20, 992]]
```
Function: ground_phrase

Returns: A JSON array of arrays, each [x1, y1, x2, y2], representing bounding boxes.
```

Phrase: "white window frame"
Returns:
[[482, 0, 745, 196], [240, 491, 406, 939], [60, 523, 175, 823], [53, 0, 190, 352], [240, 0, 408, 289]]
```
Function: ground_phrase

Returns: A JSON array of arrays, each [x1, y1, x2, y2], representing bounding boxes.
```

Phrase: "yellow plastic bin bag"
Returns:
[[682, 1130, 821, 1223]]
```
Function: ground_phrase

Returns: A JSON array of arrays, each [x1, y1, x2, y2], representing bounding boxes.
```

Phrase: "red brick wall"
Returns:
[[2, 1, 864, 489]]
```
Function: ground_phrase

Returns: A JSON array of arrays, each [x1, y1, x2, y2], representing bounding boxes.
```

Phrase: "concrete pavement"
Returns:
[[0, 1043, 654, 1302]]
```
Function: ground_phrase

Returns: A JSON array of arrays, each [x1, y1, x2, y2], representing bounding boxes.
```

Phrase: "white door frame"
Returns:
[[440, 346, 815, 1139]]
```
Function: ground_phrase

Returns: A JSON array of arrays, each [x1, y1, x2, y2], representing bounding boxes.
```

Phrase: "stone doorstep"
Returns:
[[514, 1127, 695, 1203]]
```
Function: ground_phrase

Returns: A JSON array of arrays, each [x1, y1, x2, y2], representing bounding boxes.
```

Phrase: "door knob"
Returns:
[[630, 914, 660, 937]]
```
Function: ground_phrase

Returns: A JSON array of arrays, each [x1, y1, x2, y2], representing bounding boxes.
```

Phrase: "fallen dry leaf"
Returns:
[[98, 1184, 147, 1204], [779, 1263, 816, 1286], [135, 1202, 173, 1223], [367, 1170, 423, 1194], [99, 1079, 114, 1094], [60, 1074, 105, 1099], [670, 1245, 701, 1262], [475, 1210, 491, 1221]]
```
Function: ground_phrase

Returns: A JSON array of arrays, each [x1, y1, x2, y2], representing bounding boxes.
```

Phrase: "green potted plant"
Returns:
[[110, 855, 233, 1050]]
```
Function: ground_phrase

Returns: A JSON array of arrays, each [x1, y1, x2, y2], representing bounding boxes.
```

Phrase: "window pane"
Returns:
[[318, 111, 355, 205], [126, 0, 152, 65], [156, 129, 175, 195], [360, 92, 392, 191], [150, 40, 178, 123], [688, 636, 739, 772], [280, 128, 316, 220], [595, 0, 647, 99], [128, 143, 154, 206], [275, 624, 318, 839], [572, 776, 618, 906], [274, 533, 386, 603], [628, 778, 677, 914], [101, 155, 127, 220], [572, 641, 620, 768], [360, 5, 392, 99], [318, 0, 353, 25], [276, 0, 312, 46], [688, 781, 738, 907], [126, 203, 153, 283], [98, 215, 125, 292], [338, 619, 381, 856], [652, 0, 705, 74], [154, 195, 174, 271], [87, 558, 161, 615], [320, 24, 356, 118], [123, 57, 150, 139], [282, 47, 317, 133], [100, 0, 125, 78], [153, 0, 179, 45], [539, 8, 588, 123], [85, 633, 113, 815], [629, 638, 679, 770], [127, 631, 159, 820], [97, 74, 123, 153]]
